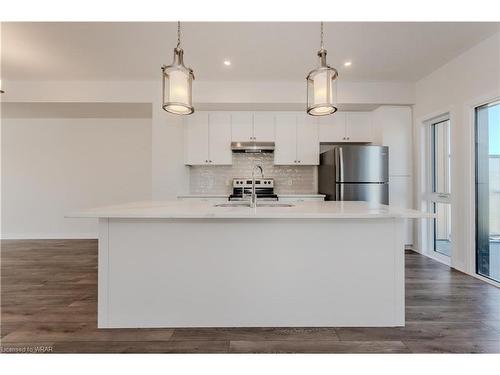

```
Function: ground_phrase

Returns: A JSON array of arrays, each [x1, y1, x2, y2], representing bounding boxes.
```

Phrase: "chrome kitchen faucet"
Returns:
[[250, 165, 264, 208]]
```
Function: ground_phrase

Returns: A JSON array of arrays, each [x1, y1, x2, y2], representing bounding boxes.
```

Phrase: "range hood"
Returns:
[[231, 141, 275, 153]]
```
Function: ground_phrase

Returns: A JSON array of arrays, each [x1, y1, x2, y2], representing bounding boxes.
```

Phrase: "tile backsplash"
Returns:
[[189, 154, 317, 195]]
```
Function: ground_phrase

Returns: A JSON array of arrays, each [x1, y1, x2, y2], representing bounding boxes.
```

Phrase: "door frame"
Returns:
[[426, 114, 452, 264], [416, 108, 454, 266], [467, 93, 500, 288]]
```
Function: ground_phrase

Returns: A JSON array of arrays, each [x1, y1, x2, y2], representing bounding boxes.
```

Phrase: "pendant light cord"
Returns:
[[320, 21, 324, 50], [177, 21, 181, 48]]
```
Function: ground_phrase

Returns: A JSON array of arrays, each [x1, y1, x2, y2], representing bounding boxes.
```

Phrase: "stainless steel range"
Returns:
[[229, 178, 278, 201]]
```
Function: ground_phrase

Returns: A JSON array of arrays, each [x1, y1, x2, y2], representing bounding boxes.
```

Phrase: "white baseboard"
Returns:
[[1, 233, 98, 240], [471, 273, 500, 288]]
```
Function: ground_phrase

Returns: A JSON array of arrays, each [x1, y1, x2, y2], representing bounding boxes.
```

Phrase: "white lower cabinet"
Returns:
[[389, 175, 413, 245], [275, 113, 319, 165], [185, 111, 232, 165]]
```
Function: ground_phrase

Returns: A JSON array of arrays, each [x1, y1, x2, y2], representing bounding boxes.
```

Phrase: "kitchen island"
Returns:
[[70, 200, 431, 328]]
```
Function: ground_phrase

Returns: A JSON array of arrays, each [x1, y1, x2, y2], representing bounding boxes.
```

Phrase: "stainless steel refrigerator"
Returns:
[[318, 145, 389, 204]]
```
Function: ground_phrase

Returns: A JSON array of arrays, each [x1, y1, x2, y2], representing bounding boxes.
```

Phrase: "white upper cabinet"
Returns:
[[208, 112, 232, 165], [371, 106, 414, 243], [318, 112, 346, 142], [231, 112, 253, 141], [346, 112, 372, 142], [274, 113, 297, 165], [253, 112, 275, 141], [296, 114, 319, 165], [184, 111, 232, 165], [184, 112, 209, 165], [318, 112, 373, 143], [185, 111, 320, 166], [231, 112, 275, 142], [372, 106, 412, 176], [275, 113, 319, 165]]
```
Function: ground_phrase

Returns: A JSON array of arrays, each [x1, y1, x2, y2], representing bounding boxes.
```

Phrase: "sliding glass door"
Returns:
[[476, 101, 500, 282]]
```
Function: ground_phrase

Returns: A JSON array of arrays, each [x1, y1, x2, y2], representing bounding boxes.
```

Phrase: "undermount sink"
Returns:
[[214, 202, 294, 208]]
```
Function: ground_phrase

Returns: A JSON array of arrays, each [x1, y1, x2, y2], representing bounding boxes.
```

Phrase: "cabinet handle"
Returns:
[[205, 160, 208, 163]]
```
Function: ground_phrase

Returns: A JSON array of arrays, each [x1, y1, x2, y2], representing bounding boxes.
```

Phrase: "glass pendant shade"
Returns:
[[306, 49, 338, 116], [162, 47, 194, 115]]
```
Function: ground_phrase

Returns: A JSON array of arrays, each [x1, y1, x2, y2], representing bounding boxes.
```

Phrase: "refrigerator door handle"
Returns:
[[335, 147, 344, 182], [334, 147, 344, 201]]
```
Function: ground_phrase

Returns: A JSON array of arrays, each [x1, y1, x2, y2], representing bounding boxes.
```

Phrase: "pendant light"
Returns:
[[306, 22, 338, 116], [161, 22, 195, 115]]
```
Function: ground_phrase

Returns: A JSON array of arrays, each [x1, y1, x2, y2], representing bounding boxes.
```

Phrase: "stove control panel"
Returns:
[[232, 178, 274, 188]]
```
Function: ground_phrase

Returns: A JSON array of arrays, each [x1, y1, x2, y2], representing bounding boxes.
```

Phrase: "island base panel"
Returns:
[[98, 218, 405, 328]]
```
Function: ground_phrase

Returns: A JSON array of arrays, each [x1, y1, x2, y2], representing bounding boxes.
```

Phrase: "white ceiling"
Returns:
[[2, 22, 498, 82]]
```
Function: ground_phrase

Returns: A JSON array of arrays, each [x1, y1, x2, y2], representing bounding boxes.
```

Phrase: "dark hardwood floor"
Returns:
[[1, 239, 499, 353]]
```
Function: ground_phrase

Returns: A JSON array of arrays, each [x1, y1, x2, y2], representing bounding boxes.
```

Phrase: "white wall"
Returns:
[[151, 89, 190, 200], [2, 80, 415, 107], [413, 32, 500, 274], [1, 79, 415, 203], [1, 118, 152, 238]]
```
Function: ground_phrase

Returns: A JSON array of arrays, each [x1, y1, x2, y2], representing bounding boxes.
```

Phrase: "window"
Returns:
[[430, 119, 451, 257], [476, 100, 500, 282]]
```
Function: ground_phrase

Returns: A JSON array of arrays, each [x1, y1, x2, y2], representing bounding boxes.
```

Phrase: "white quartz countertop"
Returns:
[[69, 200, 433, 219], [278, 194, 326, 198], [177, 194, 228, 199], [176, 194, 326, 199]]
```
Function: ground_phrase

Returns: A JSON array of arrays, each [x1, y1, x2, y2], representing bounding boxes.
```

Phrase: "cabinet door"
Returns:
[[380, 107, 412, 176], [346, 112, 373, 142], [184, 112, 209, 165], [274, 113, 297, 165], [389, 176, 413, 244], [318, 112, 347, 142], [208, 112, 232, 165], [296, 114, 319, 165], [231, 112, 253, 141], [253, 112, 275, 141]]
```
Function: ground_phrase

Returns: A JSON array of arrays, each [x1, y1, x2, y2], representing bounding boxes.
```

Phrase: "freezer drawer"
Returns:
[[334, 183, 389, 205]]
